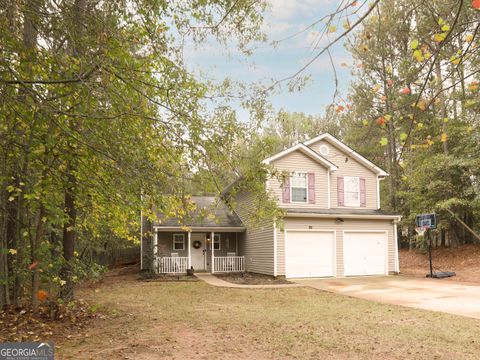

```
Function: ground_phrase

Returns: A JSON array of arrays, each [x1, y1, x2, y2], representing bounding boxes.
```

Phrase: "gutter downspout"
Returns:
[[273, 220, 277, 277]]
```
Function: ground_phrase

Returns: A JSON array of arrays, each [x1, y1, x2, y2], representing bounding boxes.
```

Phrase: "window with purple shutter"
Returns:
[[337, 176, 344, 206], [360, 177, 366, 207], [308, 172, 315, 204], [282, 176, 290, 203]]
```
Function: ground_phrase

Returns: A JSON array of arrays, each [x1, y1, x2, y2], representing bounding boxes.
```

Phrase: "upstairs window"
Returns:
[[291, 172, 307, 203], [344, 176, 360, 207]]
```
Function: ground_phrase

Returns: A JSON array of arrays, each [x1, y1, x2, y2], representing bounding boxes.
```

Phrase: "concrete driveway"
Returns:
[[294, 276, 480, 319]]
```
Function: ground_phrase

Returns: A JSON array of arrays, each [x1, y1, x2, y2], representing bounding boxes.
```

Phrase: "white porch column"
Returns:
[[211, 231, 215, 274], [188, 231, 191, 269], [235, 232, 238, 255], [153, 229, 158, 272]]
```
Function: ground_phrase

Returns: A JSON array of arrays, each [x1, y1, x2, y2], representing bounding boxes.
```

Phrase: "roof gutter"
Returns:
[[285, 212, 402, 220]]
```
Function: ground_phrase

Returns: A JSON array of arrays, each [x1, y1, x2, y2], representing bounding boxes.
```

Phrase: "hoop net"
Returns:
[[415, 225, 430, 236]]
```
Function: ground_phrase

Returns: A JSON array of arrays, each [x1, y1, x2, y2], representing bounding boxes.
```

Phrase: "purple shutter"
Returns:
[[360, 177, 366, 207], [337, 176, 344, 206], [308, 172, 315, 204], [282, 176, 290, 203]]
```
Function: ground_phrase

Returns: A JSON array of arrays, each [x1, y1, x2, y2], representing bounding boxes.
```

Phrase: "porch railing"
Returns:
[[157, 257, 189, 274], [214, 256, 245, 273]]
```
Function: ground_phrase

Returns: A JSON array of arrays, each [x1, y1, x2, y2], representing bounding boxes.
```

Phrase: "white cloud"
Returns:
[[268, 0, 333, 20]]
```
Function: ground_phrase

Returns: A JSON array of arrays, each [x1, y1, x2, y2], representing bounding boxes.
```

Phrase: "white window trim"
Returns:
[[214, 234, 221, 250], [344, 176, 360, 207], [173, 233, 185, 251], [290, 171, 308, 203]]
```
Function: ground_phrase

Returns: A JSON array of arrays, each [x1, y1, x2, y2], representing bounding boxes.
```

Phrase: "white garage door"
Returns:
[[344, 231, 387, 276], [285, 231, 335, 278]]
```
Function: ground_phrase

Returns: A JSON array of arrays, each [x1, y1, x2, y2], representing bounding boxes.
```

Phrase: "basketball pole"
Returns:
[[427, 228, 433, 278]]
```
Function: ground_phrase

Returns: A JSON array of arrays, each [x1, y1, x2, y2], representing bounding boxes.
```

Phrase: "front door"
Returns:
[[191, 233, 205, 271]]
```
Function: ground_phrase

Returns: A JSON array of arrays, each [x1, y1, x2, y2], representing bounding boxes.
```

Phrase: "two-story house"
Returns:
[[141, 133, 401, 278]]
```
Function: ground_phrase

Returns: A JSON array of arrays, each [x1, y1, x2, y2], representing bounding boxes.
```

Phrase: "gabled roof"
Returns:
[[304, 133, 388, 177], [262, 143, 338, 171], [152, 196, 244, 229]]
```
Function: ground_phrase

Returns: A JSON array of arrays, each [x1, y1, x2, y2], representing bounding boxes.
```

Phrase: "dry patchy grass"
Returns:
[[58, 269, 480, 359]]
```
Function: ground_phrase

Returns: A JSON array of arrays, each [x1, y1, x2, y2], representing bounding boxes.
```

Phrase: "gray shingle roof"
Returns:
[[153, 196, 244, 228]]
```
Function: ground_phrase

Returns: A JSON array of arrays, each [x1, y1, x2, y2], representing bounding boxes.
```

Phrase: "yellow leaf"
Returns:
[[384, 114, 392, 122], [372, 84, 381, 93], [417, 123, 424, 129], [465, 34, 474, 43], [450, 56, 461, 65], [433, 33, 446, 43], [328, 25, 337, 33], [413, 50, 424, 62], [8, 249, 17, 255], [443, 117, 449, 123], [416, 100, 427, 111], [441, 133, 448, 142]]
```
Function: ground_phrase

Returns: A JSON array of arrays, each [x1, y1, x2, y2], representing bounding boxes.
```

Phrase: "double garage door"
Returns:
[[285, 230, 387, 278]]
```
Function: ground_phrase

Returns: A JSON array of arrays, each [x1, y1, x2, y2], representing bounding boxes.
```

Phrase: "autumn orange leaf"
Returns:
[[468, 81, 479, 91], [473, 0, 480, 9], [29, 261, 39, 270], [401, 87, 411, 95], [37, 290, 48, 302], [376, 117, 385, 126], [336, 105, 345, 113]]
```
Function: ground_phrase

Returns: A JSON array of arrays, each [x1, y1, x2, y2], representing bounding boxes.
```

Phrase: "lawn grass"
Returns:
[[58, 273, 480, 359]]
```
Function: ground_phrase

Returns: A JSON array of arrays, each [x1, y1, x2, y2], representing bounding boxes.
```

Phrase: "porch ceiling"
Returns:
[[153, 226, 246, 232]]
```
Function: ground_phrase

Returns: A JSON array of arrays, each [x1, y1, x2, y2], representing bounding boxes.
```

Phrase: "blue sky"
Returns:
[[183, 0, 356, 120]]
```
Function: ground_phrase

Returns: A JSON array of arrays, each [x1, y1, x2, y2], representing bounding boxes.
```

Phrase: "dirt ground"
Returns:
[[215, 272, 291, 285], [53, 264, 480, 360], [399, 244, 480, 283]]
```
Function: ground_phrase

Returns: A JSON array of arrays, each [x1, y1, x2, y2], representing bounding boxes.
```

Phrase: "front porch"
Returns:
[[152, 227, 245, 275]]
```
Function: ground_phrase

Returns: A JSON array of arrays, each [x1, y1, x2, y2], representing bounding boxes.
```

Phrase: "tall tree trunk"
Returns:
[[60, 167, 77, 302], [59, 0, 86, 302]]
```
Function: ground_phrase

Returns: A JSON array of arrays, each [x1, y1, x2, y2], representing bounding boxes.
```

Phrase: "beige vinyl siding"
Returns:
[[308, 140, 379, 210], [277, 217, 396, 276], [234, 190, 274, 275], [268, 151, 329, 208]]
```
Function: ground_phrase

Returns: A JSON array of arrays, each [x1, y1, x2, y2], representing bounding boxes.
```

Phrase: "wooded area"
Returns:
[[1, 0, 479, 309], [0, 0, 270, 308]]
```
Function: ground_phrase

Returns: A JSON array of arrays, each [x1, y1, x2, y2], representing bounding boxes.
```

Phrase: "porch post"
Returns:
[[211, 231, 215, 274], [153, 229, 158, 272], [188, 231, 191, 269], [235, 232, 238, 255]]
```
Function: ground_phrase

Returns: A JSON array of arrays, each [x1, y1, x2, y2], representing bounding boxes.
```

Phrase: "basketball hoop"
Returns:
[[415, 225, 430, 237]]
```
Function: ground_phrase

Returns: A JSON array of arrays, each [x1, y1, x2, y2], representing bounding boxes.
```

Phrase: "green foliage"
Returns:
[[0, 0, 268, 304]]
